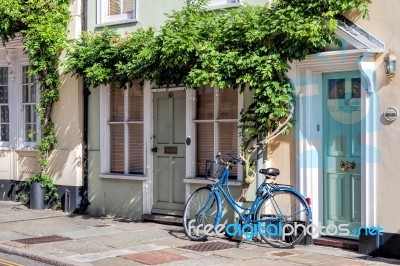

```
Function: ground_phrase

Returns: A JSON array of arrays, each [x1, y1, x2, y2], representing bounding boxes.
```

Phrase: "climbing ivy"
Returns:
[[66, 0, 370, 197], [0, 0, 71, 205]]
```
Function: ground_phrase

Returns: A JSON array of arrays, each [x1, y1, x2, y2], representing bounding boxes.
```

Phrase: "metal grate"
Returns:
[[13, 235, 71, 245], [179, 241, 237, 252]]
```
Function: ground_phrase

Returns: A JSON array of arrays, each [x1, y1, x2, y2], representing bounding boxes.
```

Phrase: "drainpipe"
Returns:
[[76, 0, 90, 213]]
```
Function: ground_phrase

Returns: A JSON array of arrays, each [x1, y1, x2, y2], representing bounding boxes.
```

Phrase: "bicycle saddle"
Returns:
[[259, 168, 280, 177]]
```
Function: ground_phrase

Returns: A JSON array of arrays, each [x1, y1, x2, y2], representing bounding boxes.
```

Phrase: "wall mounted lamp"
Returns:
[[384, 49, 397, 80]]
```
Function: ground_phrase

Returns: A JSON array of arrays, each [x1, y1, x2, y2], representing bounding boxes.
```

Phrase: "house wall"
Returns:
[[345, 0, 400, 234], [85, 1, 271, 220], [0, 1, 84, 208]]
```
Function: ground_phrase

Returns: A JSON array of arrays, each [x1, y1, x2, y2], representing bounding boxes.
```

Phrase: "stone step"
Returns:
[[142, 214, 183, 226], [313, 236, 359, 251]]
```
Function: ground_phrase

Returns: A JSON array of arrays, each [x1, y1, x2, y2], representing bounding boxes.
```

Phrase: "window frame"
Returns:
[[0, 66, 10, 147], [0, 56, 40, 150], [191, 87, 243, 181], [207, 0, 241, 10], [20, 64, 39, 148], [96, 0, 137, 26], [100, 82, 146, 178]]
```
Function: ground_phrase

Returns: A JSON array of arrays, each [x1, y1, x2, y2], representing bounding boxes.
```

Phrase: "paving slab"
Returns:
[[0, 231, 31, 241], [278, 251, 349, 265], [231, 257, 301, 266], [91, 256, 144, 266], [121, 250, 187, 265], [211, 245, 266, 260], [65, 244, 168, 263]]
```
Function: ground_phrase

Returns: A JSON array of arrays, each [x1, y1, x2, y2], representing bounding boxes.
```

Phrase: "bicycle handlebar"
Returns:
[[215, 153, 242, 165]]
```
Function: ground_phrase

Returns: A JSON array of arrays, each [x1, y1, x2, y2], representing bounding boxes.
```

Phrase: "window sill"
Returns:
[[95, 19, 138, 28], [15, 147, 37, 152], [206, 2, 241, 11], [184, 177, 242, 186], [100, 173, 147, 181]]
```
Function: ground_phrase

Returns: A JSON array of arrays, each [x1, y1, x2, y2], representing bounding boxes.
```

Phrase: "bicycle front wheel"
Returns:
[[183, 187, 219, 241], [256, 190, 311, 248]]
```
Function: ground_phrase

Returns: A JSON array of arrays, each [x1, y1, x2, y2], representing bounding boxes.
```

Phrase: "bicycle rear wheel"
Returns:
[[183, 187, 219, 241], [256, 190, 310, 248]]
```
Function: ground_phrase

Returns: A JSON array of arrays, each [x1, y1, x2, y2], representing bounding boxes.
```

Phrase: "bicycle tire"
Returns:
[[183, 187, 219, 241], [256, 190, 311, 248]]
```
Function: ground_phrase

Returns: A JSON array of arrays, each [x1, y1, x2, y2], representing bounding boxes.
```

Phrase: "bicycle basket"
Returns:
[[205, 160, 224, 180]]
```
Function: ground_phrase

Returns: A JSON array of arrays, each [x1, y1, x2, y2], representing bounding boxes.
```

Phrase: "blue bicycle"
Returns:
[[183, 153, 312, 248]]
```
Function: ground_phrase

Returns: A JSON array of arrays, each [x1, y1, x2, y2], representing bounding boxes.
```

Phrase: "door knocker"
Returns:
[[339, 161, 356, 171]]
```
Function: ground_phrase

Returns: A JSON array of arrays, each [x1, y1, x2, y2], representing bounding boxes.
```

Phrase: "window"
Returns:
[[108, 81, 144, 174], [209, 0, 240, 7], [0, 63, 39, 148], [22, 66, 38, 142], [0, 67, 9, 143], [97, 0, 136, 24], [194, 86, 239, 178]]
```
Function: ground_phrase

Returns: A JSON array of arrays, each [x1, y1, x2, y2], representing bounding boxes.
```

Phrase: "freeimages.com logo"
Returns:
[[188, 220, 384, 240]]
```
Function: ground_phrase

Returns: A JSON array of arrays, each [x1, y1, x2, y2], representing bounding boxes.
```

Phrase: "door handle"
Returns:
[[339, 160, 355, 171], [151, 147, 158, 153]]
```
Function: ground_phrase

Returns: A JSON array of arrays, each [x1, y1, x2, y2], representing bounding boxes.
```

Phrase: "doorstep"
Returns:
[[313, 236, 359, 251], [143, 214, 183, 226]]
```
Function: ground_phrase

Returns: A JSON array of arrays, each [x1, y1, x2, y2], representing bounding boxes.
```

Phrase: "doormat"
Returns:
[[13, 235, 71, 245], [121, 250, 187, 265], [179, 241, 237, 252]]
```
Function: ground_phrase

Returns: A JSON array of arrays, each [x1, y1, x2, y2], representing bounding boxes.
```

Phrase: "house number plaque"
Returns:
[[164, 146, 178, 154], [384, 106, 398, 122]]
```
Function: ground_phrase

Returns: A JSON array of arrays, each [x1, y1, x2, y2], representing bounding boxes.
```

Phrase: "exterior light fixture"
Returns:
[[384, 49, 397, 80]]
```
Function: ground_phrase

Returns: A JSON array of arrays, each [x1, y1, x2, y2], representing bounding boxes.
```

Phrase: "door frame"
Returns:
[[143, 86, 187, 215], [288, 50, 379, 238]]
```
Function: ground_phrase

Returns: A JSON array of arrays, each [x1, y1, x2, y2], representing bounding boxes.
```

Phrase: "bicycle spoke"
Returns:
[[183, 187, 219, 241], [256, 190, 310, 248]]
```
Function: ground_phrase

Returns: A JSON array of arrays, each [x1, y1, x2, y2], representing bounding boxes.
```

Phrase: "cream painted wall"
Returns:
[[268, 132, 296, 187], [0, 1, 84, 188], [343, 0, 400, 233]]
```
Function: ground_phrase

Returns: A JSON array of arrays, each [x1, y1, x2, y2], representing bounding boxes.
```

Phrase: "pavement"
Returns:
[[0, 202, 399, 266]]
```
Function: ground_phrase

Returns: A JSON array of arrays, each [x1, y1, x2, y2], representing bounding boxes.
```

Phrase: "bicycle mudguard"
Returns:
[[261, 186, 313, 221], [205, 185, 224, 227]]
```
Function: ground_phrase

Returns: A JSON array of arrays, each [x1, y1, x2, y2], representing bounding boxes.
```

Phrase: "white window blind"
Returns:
[[98, 0, 136, 24], [194, 86, 239, 178], [109, 81, 144, 175]]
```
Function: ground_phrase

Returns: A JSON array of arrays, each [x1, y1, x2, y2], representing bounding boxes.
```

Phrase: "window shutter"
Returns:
[[109, 0, 120, 16], [218, 89, 238, 119], [129, 124, 143, 174], [110, 83, 125, 173], [196, 86, 214, 120], [196, 123, 214, 176], [128, 82, 143, 121], [110, 124, 124, 173], [123, 0, 134, 14], [218, 122, 238, 176], [111, 84, 124, 121]]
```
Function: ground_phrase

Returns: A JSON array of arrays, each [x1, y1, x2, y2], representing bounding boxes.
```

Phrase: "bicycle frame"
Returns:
[[208, 166, 312, 228]]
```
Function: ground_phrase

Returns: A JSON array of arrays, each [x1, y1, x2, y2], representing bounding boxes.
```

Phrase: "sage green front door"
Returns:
[[323, 71, 361, 238], [152, 91, 186, 216]]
